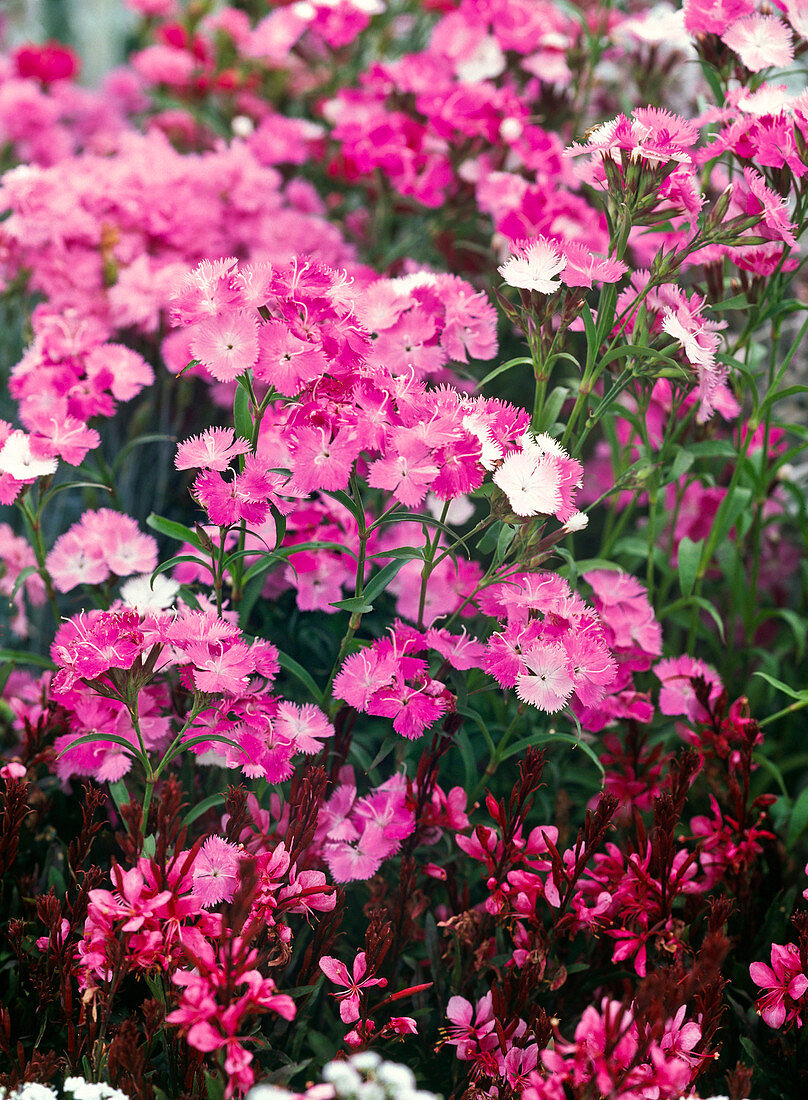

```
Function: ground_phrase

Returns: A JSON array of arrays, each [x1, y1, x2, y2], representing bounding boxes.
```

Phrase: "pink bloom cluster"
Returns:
[[315, 770, 415, 882], [79, 850, 221, 982], [46, 509, 158, 593], [478, 572, 616, 714], [576, 570, 661, 732], [0, 42, 131, 166], [526, 999, 700, 1100], [168, 935, 296, 1097], [443, 993, 700, 1099], [0, 521, 45, 635]]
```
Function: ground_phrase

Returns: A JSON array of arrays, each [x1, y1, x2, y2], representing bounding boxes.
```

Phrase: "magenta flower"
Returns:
[[750, 943, 808, 1029], [318, 950, 387, 1023]]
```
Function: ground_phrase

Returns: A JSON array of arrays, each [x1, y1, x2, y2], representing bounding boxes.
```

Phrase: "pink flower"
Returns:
[[185, 642, 255, 695], [319, 951, 387, 1022], [170, 258, 241, 325], [655, 655, 723, 722], [190, 312, 260, 383], [192, 836, 242, 908], [750, 943, 808, 1028], [516, 643, 574, 713], [444, 993, 496, 1060], [722, 15, 795, 72], [175, 428, 252, 472]]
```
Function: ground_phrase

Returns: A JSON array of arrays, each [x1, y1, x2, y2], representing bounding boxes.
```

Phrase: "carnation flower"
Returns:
[[190, 312, 260, 382], [498, 238, 565, 294], [722, 15, 795, 72], [0, 431, 58, 480], [515, 642, 575, 712]]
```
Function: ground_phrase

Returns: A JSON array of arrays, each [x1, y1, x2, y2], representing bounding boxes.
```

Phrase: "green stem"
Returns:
[[324, 475, 369, 707], [416, 501, 450, 630], [17, 494, 60, 622]]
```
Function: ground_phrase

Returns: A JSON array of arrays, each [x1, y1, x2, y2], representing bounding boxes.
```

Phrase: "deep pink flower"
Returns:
[[319, 950, 387, 1022], [750, 943, 808, 1028]]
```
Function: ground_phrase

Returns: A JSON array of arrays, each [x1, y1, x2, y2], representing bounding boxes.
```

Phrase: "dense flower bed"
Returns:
[[1, 2, 808, 1098]]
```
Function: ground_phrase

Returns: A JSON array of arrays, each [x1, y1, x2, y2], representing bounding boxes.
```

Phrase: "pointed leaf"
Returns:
[[677, 537, 702, 598], [147, 513, 204, 549]]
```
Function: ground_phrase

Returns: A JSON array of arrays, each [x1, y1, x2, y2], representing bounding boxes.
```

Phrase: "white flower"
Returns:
[[348, 1053, 382, 1075], [563, 510, 589, 533], [425, 492, 475, 526], [462, 413, 503, 471], [516, 642, 575, 712], [0, 431, 58, 480], [245, 1087, 297, 1100], [498, 239, 565, 294], [120, 573, 180, 611], [456, 35, 506, 83], [493, 449, 562, 517], [499, 117, 523, 142], [8, 1088, 59, 1100], [522, 431, 568, 458], [322, 1063, 363, 1096], [231, 115, 255, 137], [357, 1085, 385, 1100], [722, 14, 794, 72], [374, 1064, 416, 1093]]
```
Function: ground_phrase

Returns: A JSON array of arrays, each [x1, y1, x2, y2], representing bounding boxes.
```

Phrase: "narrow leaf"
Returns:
[[677, 537, 702, 598]]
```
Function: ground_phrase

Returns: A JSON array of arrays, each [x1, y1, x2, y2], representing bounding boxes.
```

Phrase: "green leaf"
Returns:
[[478, 355, 533, 389], [360, 556, 416, 605], [234, 381, 253, 442], [455, 705, 497, 757], [277, 650, 325, 707], [147, 513, 204, 549], [323, 489, 363, 524], [754, 670, 808, 703], [455, 727, 478, 793], [677, 536, 703, 598], [661, 448, 694, 486], [40, 481, 112, 508], [686, 439, 737, 459], [0, 649, 56, 670], [203, 1070, 226, 1100], [9, 565, 38, 601], [108, 779, 131, 814], [787, 786, 808, 849], [661, 595, 726, 643], [754, 608, 807, 663], [535, 386, 571, 433], [238, 572, 268, 628], [240, 553, 282, 586], [711, 293, 752, 311], [151, 555, 215, 583], [709, 486, 752, 552], [752, 751, 789, 798], [500, 728, 605, 779], [493, 524, 517, 567], [580, 303, 599, 371], [169, 733, 245, 763], [366, 734, 399, 776], [476, 521, 504, 555], [112, 434, 175, 476], [56, 733, 145, 763], [330, 596, 374, 613], [183, 792, 226, 826]]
